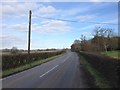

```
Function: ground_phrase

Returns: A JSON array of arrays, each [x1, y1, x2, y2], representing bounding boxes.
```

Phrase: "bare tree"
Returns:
[[92, 27, 114, 52], [92, 27, 101, 51], [74, 40, 81, 44]]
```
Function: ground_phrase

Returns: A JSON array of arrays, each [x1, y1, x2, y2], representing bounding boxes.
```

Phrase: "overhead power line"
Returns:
[[34, 15, 118, 25]]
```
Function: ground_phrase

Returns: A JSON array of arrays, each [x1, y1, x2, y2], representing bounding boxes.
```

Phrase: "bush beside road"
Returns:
[[2, 50, 66, 78], [77, 51, 119, 88]]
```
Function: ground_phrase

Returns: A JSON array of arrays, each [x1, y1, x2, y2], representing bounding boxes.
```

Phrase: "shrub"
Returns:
[[2, 51, 65, 71], [78, 51, 119, 88]]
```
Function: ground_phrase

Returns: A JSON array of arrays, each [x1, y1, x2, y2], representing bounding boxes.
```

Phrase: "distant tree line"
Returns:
[[2, 47, 65, 54], [71, 27, 119, 52], [3, 47, 23, 54]]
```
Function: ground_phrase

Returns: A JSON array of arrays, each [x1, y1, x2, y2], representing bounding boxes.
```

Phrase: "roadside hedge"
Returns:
[[78, 51, 119, 88], [2, 51, 65, 71]]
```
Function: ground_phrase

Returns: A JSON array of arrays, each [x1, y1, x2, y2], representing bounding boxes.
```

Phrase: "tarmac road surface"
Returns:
[[2, 51, 89, 88]]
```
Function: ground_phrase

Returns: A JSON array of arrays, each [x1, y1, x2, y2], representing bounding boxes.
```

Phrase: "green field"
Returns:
[[102, 51, 119, 59]]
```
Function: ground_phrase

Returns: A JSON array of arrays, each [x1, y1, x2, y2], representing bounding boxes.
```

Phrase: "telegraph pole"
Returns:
[[28, 10, 32, 60]]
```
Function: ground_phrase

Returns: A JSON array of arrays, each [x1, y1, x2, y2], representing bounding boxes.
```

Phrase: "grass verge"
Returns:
[[79, 54, 111, 88], [2, 54, 64, 78], [102, 50, 120, 59]]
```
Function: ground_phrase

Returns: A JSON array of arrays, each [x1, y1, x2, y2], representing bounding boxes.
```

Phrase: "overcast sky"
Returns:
[[1, 0, 118, 49]]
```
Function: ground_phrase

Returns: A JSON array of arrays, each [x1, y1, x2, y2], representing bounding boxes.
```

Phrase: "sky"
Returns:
[[0, 0, 119, 49]]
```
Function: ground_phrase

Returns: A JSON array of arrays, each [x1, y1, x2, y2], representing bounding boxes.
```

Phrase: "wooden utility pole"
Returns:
[[28, 10, 32, 60]]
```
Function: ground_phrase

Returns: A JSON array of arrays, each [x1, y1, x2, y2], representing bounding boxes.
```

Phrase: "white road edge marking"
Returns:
[[40, 65, 59, 78], [2, 64, 42, 81], [2, 53, 68, 80], [2, 54, 65, 81]]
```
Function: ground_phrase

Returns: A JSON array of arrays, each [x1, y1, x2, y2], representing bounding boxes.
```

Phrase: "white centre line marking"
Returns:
[[61, 56, 70, 64], [40, 65, 59, 78]]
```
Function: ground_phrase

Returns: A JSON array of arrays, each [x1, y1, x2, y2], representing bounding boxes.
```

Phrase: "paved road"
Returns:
[[2, 51, 89, 88]]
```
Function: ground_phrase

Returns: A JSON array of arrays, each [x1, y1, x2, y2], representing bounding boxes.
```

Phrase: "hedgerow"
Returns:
[[2, 51, 65, 70], [78, 51, 119, 88]]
